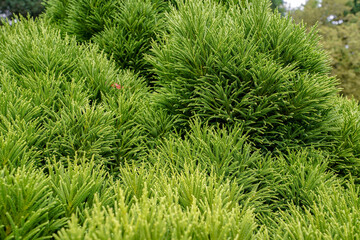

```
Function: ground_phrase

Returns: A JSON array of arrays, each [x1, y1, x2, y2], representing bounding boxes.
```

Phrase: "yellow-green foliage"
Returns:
[[269, 181, 360, 239], [0, 166, 66, 239], [56, 165, 257, 240]]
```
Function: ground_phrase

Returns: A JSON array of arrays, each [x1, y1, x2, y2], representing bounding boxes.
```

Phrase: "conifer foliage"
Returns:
[[147, 0, 339, 151], [0, 17, 150, 168], [1, 0, 360, 239], [44, 0, 168, 78]]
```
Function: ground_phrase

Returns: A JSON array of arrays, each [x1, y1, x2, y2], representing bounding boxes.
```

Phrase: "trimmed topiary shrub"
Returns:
[[146, 0, 339, 151]]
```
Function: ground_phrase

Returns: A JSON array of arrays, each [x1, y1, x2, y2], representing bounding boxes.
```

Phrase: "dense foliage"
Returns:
[[1, 0, 360, 239], [43, 0, 169, 80], [147, 0, 338, 152]]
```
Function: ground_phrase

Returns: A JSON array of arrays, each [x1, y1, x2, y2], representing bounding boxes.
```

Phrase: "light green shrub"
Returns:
[[56, 164, 257, 240], [274, 149, 339, 209], [0, 70, 47, 168], [0, 18, 150, 168], [270, 181, 360, 239], [147, 121, 285, 216], [48, 159, 115, 221], [0, 167, 66, 239]]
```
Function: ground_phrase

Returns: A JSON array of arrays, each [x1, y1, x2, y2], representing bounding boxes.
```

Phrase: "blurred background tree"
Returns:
[[290, 0, 360, 100], [271, 0, 286, 14], [0, 0, 44, 18]]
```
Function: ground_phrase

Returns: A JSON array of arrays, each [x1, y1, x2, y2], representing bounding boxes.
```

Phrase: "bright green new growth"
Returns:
[[148, 122, 341, 218], [56, 164, 257, 240], [147, 0, 339, 151], [270, 181, 360, 239]]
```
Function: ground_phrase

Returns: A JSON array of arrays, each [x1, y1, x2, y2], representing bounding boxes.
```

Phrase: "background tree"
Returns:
[[0, 0, 44, 18], [271, 0, 286, 14], [290, 0, 360, 100]]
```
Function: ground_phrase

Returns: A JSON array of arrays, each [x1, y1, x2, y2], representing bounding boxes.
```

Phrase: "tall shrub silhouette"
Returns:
[[147, 0, 339, 151]]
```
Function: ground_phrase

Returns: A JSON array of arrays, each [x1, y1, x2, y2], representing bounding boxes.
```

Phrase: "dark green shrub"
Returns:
[[42, 0, 69, 27], [63, 0, 119, 42], [44, 0, 168, 79], [92, 0, 166, 78], [147, 0, 339, 151]]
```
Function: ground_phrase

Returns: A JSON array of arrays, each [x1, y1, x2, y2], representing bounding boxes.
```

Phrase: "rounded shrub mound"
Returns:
[[147, 0, 339, 151], [0, 17, 150, 169]]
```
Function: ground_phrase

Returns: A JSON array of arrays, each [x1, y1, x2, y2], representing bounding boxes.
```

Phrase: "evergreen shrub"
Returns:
[[56, 164, 258, 240], [269, 181, 360, 239], [47, 159, 115, 221], [147, 121, 344, 220], [0, 18, 150, 168], [0, 166, 66, 239], [44, 0, 168, 79], [327, 97, 360, 180], [147, 0, 339, 151], [1, 0, 360, 239]]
